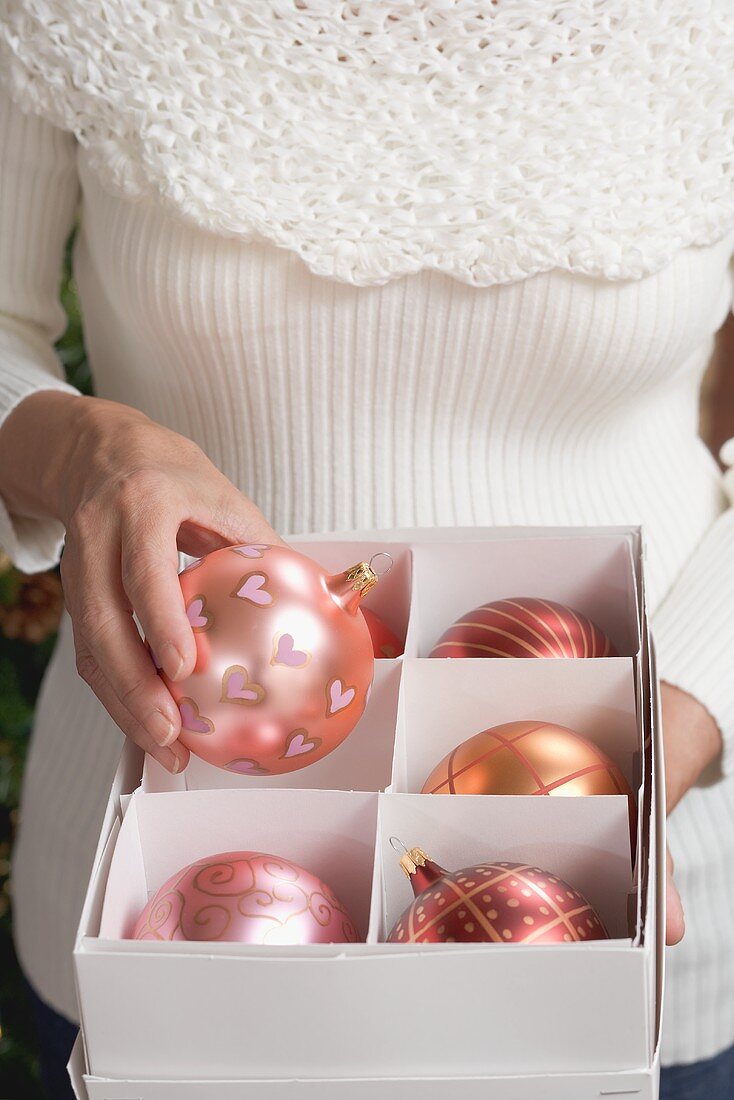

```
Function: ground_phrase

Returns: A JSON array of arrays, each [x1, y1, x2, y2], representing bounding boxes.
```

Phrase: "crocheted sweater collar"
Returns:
[[2, 1, 733, 286]]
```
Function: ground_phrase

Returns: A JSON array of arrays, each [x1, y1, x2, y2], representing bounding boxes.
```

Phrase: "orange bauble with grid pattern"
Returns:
[[421, 720, 632, 798]]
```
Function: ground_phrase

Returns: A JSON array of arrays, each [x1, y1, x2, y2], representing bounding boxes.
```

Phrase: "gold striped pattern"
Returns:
[[388, 862, 607, 945], [430, 598, 616, 659]]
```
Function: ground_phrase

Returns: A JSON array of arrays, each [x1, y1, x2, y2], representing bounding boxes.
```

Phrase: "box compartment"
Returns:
[[404, 534, 639, 658], [373, 792, 633, 942], [392, 656, 640, 796], [144, 659, 402, 795]]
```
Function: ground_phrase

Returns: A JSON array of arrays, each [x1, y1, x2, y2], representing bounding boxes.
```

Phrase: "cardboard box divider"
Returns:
[[94, 787, 634, 948]]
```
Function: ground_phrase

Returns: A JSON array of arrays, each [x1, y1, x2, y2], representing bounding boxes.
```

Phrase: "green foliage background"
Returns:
[[0, 234, 89, 1098]]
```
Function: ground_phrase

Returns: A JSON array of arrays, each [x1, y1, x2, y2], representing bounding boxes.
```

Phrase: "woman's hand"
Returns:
[[665, 846, 685, 947], [660, 681, 723, 946], [0, 392, 284, 773]]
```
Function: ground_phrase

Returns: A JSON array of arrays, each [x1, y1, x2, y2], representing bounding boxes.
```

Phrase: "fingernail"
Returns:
[[159, 642, 185, 682], [148, 709, 176, 747], [151, 746, 179, 774]]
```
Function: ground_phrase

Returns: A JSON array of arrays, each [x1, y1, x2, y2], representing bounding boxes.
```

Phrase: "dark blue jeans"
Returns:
[[24, 979, 734, 1100], [24, 980, 77, 1100], [660, 1043, 734, 1099]]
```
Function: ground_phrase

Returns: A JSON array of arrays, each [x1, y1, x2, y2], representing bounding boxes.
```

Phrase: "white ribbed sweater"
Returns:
[[1, 2, 734, 1069]]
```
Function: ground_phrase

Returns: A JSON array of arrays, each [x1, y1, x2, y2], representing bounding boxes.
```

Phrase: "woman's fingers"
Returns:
[[78, 607, 182, 746], [180, 483, 287, 557], [65, 525, 183, 749], [120, 504, 197, 683], [666, 845, 685, 946], [62, 446, 286, 769], [72, 633, 189, 774], [53, 408, 289, 769], [120, 484, 283, 681]]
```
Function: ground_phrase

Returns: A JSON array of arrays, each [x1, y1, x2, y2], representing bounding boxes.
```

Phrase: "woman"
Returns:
[[0, 4, 732, 1097]]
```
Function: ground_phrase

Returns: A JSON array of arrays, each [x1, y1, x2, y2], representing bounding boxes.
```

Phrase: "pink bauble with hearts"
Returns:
[[132, 850, 360, 945], [155, 544, 378, 775]]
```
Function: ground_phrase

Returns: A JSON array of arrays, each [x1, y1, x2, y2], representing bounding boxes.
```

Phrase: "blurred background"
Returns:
[[0, 234, 732, 1096], [0, 234, 91, 1098]]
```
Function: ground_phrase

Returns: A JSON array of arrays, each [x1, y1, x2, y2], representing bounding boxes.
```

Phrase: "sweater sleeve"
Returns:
[[0, 87, 81, 574], [652, 254, 734, 776]]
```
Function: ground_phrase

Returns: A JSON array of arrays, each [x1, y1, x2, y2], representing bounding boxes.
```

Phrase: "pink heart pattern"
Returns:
[[225, 758, 269, 775], [272, 633, 310, 668], [221, 665, 266, 706], [232, 572, 274, 606], [179, 697, 214, 735], [231, 544, 269, 559], [186, 594, 212, 632], [326, 678, 357, 717], [282, 729, 322, 759]]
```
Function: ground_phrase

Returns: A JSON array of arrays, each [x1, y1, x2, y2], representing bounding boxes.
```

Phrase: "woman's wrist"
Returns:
[[0, 389, 89, 522], [0, 391, 149, 525], [661, 680, 723, 813]]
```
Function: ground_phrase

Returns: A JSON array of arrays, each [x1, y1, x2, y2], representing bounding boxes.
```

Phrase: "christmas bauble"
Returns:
[[429, 597, 616, 658], [156, 545, 378, 774], [133, 850, 359, 944], [361, 607, 404, 659], [421, 720, 632, 798], [387, 846, 607, 945]]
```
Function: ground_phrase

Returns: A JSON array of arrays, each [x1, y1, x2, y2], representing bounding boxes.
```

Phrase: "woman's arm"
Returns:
[[654, 270, 734, 944], [0, 88, 283, 772], [654, 471, 734, 779], [659, 682, 720, 946], [656, 500, 733, 947], [653, 269, 734, 784], [0, 88, 81, 570]]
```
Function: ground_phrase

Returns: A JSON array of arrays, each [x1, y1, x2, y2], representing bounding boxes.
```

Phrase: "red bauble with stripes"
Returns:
[[387, 848, 608, 945], [429, 597, 616, 659]]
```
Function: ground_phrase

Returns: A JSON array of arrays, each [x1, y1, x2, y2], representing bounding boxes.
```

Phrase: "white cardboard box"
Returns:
[[70, 526, 664, 1097], [69, 1034, 660, 1100]]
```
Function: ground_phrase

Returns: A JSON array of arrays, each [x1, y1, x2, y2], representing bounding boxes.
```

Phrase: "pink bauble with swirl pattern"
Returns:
[[132, 850, 360, 945], [154, 544, 378, 775]]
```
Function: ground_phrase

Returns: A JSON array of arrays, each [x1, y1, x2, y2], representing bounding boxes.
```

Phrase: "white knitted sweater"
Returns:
[[1, 0, 734, 1068]]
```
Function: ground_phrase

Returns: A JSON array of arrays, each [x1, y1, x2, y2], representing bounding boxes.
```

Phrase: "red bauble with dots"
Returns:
[[387, 846, 607, 946]]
